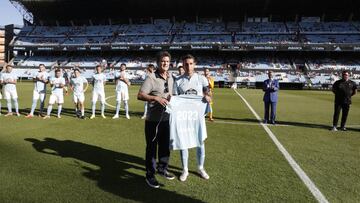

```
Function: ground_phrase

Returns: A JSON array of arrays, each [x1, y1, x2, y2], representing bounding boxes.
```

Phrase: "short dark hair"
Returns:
[[39, 64, 45, 68], [95, 65, 102, 69], [342, 70, 350, 75], [74, 68, 80, 73], [55, 68, 61, 73], [156, 51, 171, 64], [120, 63, 126, 67], [178, 65, 184, 70], [148, 64, 155, 69], [182, 54, 196, 63]]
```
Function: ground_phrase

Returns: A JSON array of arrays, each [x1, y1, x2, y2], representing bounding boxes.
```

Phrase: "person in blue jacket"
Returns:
[[263, 71, 279, 124]]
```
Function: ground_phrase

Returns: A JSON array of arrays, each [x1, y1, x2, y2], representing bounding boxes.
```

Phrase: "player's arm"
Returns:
[[42, 76, 49, 84], [137, 91, 168, 107], [137, 78, 168, 106], [69, 81, 74, 92], [122, 76, 131, 86], [332, 81, 338, 94], [83, 80, 89, 93], [352, 82, 357, 96], [7, 77, 17, 84]]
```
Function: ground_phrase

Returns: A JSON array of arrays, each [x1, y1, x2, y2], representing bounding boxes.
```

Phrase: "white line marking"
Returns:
[[104, 95, 123, 110], [233, 89, 329, 203]]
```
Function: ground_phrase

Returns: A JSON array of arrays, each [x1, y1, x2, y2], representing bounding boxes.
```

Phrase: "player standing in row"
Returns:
[[90, 65, 107, 119], [0, 65, 20, 117], [113, 64, 131, 119], [70, 69, 89, 119], [204, 68, 215, 121], [173, 54, 211, 181], [26, 64, 49, 118], [44, 69, 66, 119]]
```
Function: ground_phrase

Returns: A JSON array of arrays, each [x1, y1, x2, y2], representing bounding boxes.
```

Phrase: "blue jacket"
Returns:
[[263, 79, 279, 102]]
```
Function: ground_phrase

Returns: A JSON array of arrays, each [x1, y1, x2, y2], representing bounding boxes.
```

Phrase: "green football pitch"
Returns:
[[0, 82, 359, 202]]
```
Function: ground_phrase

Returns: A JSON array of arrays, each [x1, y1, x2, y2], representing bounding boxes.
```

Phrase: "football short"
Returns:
[[49, 94, 64, 104], [33, 90, 46, 101], [73, 93, 85, 103], [116, 89, 129, 101], [4, 90, 18, 100]]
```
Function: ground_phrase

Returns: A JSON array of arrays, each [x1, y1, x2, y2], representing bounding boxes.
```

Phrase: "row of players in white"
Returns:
[[0, 65, 130, 119]]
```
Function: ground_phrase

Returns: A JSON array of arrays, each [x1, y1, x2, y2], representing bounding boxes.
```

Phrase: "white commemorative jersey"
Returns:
[[1, 72, 18, 92], [71, 76, 88, 95], [34, 71, 49, 92], [166, 95, 209, 150], [92, 73, 106, 92], [50, 77, 66, 95], [173, 73, 208, 96], [115, 71, 129, 92]]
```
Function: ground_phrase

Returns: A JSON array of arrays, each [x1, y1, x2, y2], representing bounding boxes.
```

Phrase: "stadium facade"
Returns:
[[5, 0, 360, 89]]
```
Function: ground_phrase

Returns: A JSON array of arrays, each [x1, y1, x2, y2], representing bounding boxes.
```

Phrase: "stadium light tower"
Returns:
[[9, 0, 34, 24]]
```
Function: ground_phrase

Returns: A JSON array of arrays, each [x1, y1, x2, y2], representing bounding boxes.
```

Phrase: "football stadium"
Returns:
[[0, 0, 359, 202]]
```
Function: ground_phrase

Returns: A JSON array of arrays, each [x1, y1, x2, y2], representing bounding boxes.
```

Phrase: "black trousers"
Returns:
[[332, 102, 350, 128], [145, 120, 170, 178]]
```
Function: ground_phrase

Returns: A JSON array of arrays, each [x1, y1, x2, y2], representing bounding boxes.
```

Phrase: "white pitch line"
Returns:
[[104, 95, 124, 110], [233, 89, 329, 203]]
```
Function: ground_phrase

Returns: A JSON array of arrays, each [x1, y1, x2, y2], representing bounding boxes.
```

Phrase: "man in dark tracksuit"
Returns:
[[331, 70, 357, 131]]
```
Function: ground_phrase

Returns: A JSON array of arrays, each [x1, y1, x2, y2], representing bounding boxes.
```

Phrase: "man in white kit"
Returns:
[[70, 68, 89, 119], [113, 63, 131, 119], [0, 65, 20, 117], [90, 65, 107, 119], [26, 64, 49, 118], [43, 69, 66, 119]]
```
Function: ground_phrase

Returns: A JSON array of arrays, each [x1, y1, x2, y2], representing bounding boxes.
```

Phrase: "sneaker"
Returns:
[[198, 168, 210, 180], [158, 171, 175, 180], [126, 114, 130, 119], [145, 176, 160, 189], [112, 114, 119, 119], [263, 120, 268, 124], [16, 113, 21, 117], [179, 170, 189, 182], [90, 115, 95, 119], [331, 126, 338, 131], [57, 115, 61, 119], [43, 115, 50, 120], [101, 114, 106, 119], [141, 115, 146, 120], [340, 127, 347, 131], [25, 114, 34, 118], [4, 112, 13, 117], [80, 116, 86, 120]]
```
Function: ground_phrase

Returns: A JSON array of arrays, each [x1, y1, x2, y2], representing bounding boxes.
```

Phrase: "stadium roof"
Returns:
[[13, 0, 360, 25]]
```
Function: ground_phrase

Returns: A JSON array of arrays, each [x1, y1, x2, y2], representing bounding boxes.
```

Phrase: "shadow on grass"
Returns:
[[25, 138, 204, 203]]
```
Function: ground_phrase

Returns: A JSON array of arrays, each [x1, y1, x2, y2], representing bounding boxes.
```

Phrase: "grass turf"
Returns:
[[0, 82, 358, 202]]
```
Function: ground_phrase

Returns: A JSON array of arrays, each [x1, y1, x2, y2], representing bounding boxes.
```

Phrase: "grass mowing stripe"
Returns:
[[233, 89, 329, 203]]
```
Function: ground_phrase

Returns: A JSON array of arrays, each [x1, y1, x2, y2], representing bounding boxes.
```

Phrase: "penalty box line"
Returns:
[[233, 89, 329, 203]]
